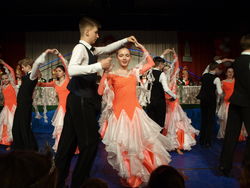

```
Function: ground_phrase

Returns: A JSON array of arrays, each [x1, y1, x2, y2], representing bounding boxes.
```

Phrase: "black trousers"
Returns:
[[146, 101, 166, 127], [199, 101, 216, 145], [12, 103, 38, 151], [55, 93, 99, 188], [220, 103, 250, 171]]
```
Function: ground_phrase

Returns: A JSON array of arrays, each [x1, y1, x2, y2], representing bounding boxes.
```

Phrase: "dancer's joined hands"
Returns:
[[45, 49, 60, 55]]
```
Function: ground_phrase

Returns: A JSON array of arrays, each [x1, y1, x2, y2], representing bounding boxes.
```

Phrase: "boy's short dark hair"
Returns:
[[18, 58, 34, 67], [153, 56, 165, 66], [240, 34, 250, 50], [79, 17, 101, 34], [209, 61, 219, 71]]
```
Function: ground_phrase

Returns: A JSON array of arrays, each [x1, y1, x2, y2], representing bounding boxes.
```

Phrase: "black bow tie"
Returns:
[[90, 47, 95, 51]]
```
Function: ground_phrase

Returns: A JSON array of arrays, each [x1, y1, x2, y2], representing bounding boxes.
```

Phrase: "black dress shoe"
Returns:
[[218, 166, 230, 177]]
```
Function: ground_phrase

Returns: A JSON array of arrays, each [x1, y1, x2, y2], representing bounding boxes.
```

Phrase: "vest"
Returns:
[[17, 73, 38, 105], [150, 69, 165, 103], [197, 73, 217, 104], [67, 44, 98, 98]]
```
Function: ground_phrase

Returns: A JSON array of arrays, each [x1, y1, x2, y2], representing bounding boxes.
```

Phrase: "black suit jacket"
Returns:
[[230, 54, 250, 107]]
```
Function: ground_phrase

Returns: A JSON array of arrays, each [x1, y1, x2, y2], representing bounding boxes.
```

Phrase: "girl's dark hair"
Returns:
[[224, 66, 234, 78], [55, 65, 65, 72], [55, 65, 66, 81], [225, 66, 234, 72]]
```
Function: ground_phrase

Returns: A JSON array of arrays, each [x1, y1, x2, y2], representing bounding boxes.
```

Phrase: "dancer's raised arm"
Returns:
[[134, 42, 155, 75], [0, 59, 17, 85], [55, 50, 69, 78]]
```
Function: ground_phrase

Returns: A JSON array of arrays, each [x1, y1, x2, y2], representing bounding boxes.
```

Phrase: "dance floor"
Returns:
[[0, 132, 244, 188]]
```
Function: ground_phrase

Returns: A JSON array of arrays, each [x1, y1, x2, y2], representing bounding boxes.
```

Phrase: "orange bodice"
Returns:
[[222, 80, 235, 103], [54, 78, 70, 112], [2, 84, 17, 110], [109, 74, 141, 120]]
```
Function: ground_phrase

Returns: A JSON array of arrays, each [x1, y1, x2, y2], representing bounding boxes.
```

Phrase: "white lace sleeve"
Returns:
[[132, 51, 149, 82], [98, 78, 114, 127]]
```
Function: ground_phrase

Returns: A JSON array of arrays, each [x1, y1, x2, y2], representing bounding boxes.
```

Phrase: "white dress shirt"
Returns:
[[30, 52, 47, 80], [241, 51, 250, 55], [68, 38, 128, 76], [208, 71, 223, 95]]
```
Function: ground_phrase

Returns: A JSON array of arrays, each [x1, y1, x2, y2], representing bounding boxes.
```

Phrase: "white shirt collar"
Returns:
[[79, 40, 92, 50], [153, 67, 161, 71], [216, 60, 222, 64], [209, 70, 216, 75], [241, 51, 250, 55]]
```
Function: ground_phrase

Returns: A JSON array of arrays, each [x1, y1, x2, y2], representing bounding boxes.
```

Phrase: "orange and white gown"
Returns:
[[217, 79, 247, 140], [38, 55, 70, 151], [98, 50, 176, 187], [39, 78, 70, 151], [163, 55, 199, 151], [0, 61, 17, 146], [0, 84, 17, 145]]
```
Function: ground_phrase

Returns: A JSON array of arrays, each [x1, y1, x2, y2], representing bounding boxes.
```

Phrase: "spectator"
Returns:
[[147, 165, 185, 188], [0, 149, 57, 188]]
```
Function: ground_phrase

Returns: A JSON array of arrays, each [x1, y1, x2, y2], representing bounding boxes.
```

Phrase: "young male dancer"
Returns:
[[12, 49, 57, 151], [219, 34, 250, 176], [146, 50, 176, 128], [197, 62, 223, 147], [55, 17, 137, 188]]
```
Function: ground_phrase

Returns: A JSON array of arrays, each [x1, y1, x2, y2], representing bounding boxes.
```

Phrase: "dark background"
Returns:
[[0, 0, 249, 32], [0, 0, 248, 76]]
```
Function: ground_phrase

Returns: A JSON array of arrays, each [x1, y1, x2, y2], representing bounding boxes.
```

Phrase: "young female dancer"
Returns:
[[38, 49, 70, 151], [217, 66, 247, 140], [0, 59, 17, 149], [162, 49, 199, 154], [98, 41, 176, 187]]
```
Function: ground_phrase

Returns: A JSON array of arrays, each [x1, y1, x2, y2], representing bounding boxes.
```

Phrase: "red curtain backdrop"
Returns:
[[178, 32, 215, 79], [177, 32, 241, 80], [0, 31, 242, 79], [0, 32, 25, 68]]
